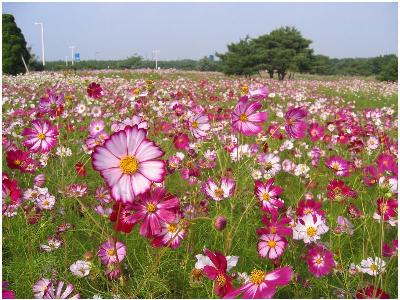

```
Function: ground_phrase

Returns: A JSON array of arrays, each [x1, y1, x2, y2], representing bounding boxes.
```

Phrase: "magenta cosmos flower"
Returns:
[[284, 107, 308, 139], [98, 238, 126, 265], [308, 123, 324, 142], [202, 249, 234, 298], [224, 266, 292, 299], [231, 99, 268, 135], [92, 125, 166, 203], [254, 178, 284, 214], [87, 82, 103, 99], [306, 244, 335, 277], [189, 113, 211, 138], [127, 187, 180, 237], [22, 120, 59, 153], [325, 156, 351, 177]]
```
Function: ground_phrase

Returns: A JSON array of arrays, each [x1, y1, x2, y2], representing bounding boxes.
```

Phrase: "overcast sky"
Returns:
[[3, 2, 398, 61]]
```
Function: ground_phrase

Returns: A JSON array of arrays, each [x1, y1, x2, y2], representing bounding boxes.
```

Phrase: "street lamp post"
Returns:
[[152, 50, 160, 70], [69, 46, 76, 65], [34, 22, 45, 66]]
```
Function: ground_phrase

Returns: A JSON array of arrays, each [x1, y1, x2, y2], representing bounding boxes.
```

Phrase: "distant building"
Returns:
[[208, 55, 214, 61]]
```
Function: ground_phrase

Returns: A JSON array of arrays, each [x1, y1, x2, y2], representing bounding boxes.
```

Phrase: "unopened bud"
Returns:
[[214, 215, 227, 231]]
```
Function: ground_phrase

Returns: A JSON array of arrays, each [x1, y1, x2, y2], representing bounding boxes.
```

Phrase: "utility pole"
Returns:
[[152, 50, 160, 69], [69, 46, 76, 65], [65, 56, 68, 67], [34, 22, 45, 66]]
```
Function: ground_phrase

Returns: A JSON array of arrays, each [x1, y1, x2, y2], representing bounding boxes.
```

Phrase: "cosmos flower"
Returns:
[[334, 216, 354, 235], [95, 186, 112, 204], [358, 257, 386, 276], [326, 179, 357, 202], [2, 281, 15, 299], [258, 153, 281, 178], [33, 278, 52, 298], [284, 107, 308, 139], [202, 177, 235, 202], [70, 260, 91, 278], [200, 249, 235, 297], [256, 212, 293, 237], [356, 285, 390, 299], [91, 125, 166, 203], [325, 156, 351, 177], [152, 214, 188, 249], [382, 240, 398, 257], [109, 202, 135, 233], [2, 173, 22, 216], [257, 233, 287, 260], [224, 266, 292, 299], [40, 236, 62, 252], [189, 113, 211, 138], [254, 178, 284, 214], [98, 238, 126, 265], [308, 123, 324, 142], [231, 99, 268, 135], [38, 89, 65, 117], [306, 244, 335, 277], [6, 149, 35, 173], [44, 281, 80, 299], [173, 133, 190, 150], [293, 214, 329, 244], [87, 82, 103, 99], [127, 187, 179, 237], [89, 120, 105, 137]]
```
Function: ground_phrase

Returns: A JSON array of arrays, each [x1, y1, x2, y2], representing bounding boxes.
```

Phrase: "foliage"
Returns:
[[2, 14, 31, 75], [377, 56, 398, 82]]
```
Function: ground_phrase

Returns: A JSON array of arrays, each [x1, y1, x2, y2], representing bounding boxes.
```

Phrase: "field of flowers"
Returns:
[[2, 69, 398, 299]]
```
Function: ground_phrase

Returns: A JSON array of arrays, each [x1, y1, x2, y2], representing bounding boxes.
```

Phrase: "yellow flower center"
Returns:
[[147, 203, 157, 213], [306, 226, 317, 237], [311, 129, 318, 136], [265, 162, 273, 170], [119, 156, 139, 174], [108, 249, 116, 256], [262, 193, 270, 202], [370, 264, 377, 272], [133, 88, 140, 95], [304, 208, 314, 214], [191, 121, 199, 129], [315, 256, 323, 265], [214, 188, 224, 199], [249, 269, 265, 285], [239, 114, 248, 122], [270, 226, 277, 234], [43, 200, 49, 207], [98, 193, 104, 199], [216, 274, 226, 287], [289, 118, 294, 125], [167, 223, 177, 233], [14, 160, 21, 166], [37, 133, 46, 140], [241, 86, 249, 94], [267, 240, 277, 248], [331, 162, 340, 171]]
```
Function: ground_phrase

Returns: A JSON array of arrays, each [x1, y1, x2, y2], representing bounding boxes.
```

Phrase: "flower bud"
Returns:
[[214, 215, 227, 231], [34, 174, 46, 187]]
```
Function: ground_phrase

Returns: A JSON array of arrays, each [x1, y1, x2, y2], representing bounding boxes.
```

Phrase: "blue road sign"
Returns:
[[74, 53, 80, 62]]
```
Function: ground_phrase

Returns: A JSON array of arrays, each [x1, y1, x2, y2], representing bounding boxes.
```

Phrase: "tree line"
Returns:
[[3, 14, 397, 81]]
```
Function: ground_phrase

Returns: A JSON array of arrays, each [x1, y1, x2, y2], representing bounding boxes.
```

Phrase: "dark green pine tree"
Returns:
[[3, 14, 31, 75]]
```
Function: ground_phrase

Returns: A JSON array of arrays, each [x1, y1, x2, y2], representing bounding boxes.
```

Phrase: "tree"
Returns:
[[2, 14, 31, 75], [216, 36, 259, 76], [253, 27, 313, 80], [197, 56, 220, 72], [377, 56, 398, 82]]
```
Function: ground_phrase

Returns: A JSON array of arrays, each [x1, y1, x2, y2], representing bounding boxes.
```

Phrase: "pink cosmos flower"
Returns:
[[189, 113, 211, 138], [127, 187, 180, 237], [231, 99, 268, 135], [224, 266, 292, 299], [111, 115, 148, 133], [376, 153, 395, 174], [22, 120, 59, 153], [152, 214, 187, 249], [38, 89, 65, 117], [306, 244, 335, 278], [284, 107, 308, 139], [202, 177, 235, 202], [33, 278, 52, 298], [248, 86, 268, 99], [97, 238, 126, 265], [325, 156, 351, 177], [89, 120, 105, 137], [44, 281, 80, 299], [257, 233, 287, 260], [91, 125, 166, 203], [308, 123, 324, 142], [254, 178, 284, 214]]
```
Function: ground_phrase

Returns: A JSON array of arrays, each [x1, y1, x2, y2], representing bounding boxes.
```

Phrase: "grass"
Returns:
[[2, 70, 398, 298]]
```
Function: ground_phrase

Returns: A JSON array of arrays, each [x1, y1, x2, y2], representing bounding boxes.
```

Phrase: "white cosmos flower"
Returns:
[[70, 260, 91, 278], [358, 257, 386, 276], [293, 214, 329, 244], [194, 254, 238, 271]]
